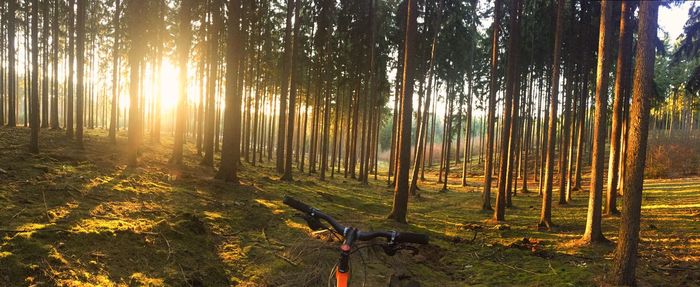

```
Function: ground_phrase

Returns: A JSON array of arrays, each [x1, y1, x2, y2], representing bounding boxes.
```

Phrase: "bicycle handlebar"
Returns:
[[395, 231, 430, 244], [283, 195, 429, 245], [282, 196, 314, 214]]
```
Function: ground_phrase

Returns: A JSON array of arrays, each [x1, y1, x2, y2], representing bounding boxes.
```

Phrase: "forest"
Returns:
[[0, 0, 699, 286]]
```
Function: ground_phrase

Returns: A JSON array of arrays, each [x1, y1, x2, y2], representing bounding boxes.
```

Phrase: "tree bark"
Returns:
[[40, 0, 49, 129], [171, 0, 192, 165], [483, 0, 501, 211], [606, 0, 632, 216], [388, 0, 417, 224], [201, 1, 221, 166], [410, 1, 441, 195], [126, 0, 148, 165], [276, 0, 294, 173], [75, 0, 86, 145], [7, 0, 17, 127], [109, 0, 121, 142], [558, 65, 574, 204], [281, 0, 300, 181], [215, 0, 242, 182], [495, 0, 521, 220], [29, 0, 40, 152], [539, 0, 565, 230], [610, 1, 658, 284], [581, 0, 614, 243]]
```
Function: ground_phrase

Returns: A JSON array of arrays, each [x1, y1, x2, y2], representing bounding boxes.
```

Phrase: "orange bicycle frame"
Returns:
[[335, 266, 350, 287], [335, 242, 352, 286]]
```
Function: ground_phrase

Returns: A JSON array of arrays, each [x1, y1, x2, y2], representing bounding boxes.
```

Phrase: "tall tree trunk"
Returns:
[[268, 88, 277, 161], [7, 0, 17, 127], [65, 0, 75, 135], [49, 0, 59, 129], [196, 53, 205, 154], [521, 71, 534, 193], [253, 64, 262, 165], [429, 93, 437, 169], [127, 0, 147, 165], [281, 0, 300, 181], [350, 84, 360, 178], [505, 67, 522, 208], [573, 63, 590, 191], [565, 69, 579, 201], [109, 0, 121, 142], [539, 0, 565, 230], [152, 3, 164, 144], [202, 1, 221, 166], [360, 0, 377, 184], [29, 0, 40, 152], [344, 90, 353, 178], [538, 75, 550, 196], [1, 3, 6, 126], [462, 79, 473, 186], [410, 1, 441, 195], [606, 0, 632, 216], [438, 92, 448, 183], [215, 0, 242, 182], [321, 82, 331, 180], [276, 0, 294, 173], [300, 90, 310, 172], [483, 0, 501, 211], [388, 0, 416, 224], [610, 2, 658, 284], [75, 0, 86, 145], [331, 89, 341, 178], [40, 0, 48, 129], [25, 14, 29, 128], [581, 0, 614, 244], [171, 0, 192, 165], [310, 79, 321, 173], [441, 87, 453, 193], [559, 66, 573, 204], [388, 84, 398, 184], [495, 0, 521, 220]]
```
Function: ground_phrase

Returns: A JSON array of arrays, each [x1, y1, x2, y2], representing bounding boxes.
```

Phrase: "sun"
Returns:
[[158, 60, 180, 111]]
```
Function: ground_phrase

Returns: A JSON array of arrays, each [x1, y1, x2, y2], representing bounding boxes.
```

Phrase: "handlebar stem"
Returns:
[[338, 228, 357, 273]]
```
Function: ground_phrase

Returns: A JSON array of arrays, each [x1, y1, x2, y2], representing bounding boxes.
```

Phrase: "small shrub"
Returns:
[[645, 137, 700, 178]]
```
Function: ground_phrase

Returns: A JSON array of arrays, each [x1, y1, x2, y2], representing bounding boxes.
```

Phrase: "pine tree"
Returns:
[[388, 0, 417, 224], [610, 1, 659, 284], [581, 0, 614, 243]]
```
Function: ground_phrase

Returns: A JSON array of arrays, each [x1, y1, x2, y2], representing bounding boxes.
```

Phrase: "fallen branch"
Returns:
[[499, 262, 541, 275], [178, 263, 193, 287], [160, 232, 173, 262], [548, 259, 558, 274], [42, 189, 51, 222], [262, 227, 288, 249], [41, 258, 59, 284], [274, 252, 299, 266], [651, 265, 700, 272], [10, 207, 27, 220]]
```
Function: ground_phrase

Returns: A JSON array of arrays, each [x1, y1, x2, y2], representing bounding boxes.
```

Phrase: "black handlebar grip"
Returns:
[[283, 196, 313, 214], [395, 232, 429, 244]]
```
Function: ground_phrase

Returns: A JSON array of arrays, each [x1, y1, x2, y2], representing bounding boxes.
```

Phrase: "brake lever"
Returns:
[[294, 213, 327, 231]]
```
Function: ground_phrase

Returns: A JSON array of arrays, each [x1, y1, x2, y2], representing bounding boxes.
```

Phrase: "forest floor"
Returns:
[[1, 127, 699, 287]]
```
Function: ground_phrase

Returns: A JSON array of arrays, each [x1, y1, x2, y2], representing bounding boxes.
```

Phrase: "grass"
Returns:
[[1, 127, 699, 286]]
